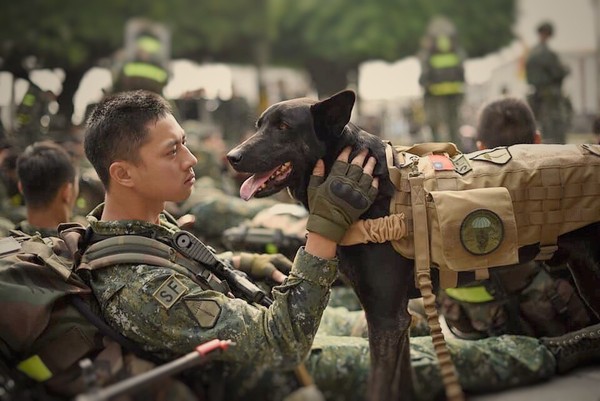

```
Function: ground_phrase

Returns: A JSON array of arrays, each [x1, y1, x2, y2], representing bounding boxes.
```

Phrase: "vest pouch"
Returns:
[[428, 187, 519, 272]]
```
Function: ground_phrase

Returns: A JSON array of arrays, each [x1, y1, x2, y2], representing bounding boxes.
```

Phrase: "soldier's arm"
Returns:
[[546, 52, 569, 83], [96, 246, 337, 370]]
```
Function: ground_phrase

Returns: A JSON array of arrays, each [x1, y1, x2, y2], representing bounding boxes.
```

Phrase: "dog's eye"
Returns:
[[278, 122, 290, 131]]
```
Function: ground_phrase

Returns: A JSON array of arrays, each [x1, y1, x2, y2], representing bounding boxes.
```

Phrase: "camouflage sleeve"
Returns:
[[94, 247, 337, 370]]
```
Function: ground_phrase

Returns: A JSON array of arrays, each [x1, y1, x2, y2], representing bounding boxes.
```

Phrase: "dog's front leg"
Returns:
[[366, 312, 413, 401], [340, 245, 415, 401]]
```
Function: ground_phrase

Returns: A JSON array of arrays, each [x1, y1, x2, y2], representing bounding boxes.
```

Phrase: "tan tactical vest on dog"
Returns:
[[343, 142, 600, 287]]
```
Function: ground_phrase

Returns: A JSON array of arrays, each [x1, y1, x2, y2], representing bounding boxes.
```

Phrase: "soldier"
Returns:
[[418, 16, 466, 145], [0, 147, 26, 224], [15, 141, 79, 237], [437, 97, 596, 341], [80, 89, 379, 399], [526, 21, 572, 144], [80, 90, 599, 401], [400, 97, 598, 398]]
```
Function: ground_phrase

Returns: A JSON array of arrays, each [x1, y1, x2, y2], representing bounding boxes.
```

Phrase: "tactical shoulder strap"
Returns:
[[77, 234, 231, 295]]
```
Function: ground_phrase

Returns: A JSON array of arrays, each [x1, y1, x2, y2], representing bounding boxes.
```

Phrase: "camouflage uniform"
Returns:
[[526, 41, 571, 144], [229, 333, 555, 401], [0, 216, 14, 237], [14, 220, 58, 238], [82, 203, 337, 400], [438, 262, 594, 339]]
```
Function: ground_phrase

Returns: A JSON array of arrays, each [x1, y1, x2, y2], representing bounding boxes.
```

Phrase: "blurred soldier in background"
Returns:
[[418, 16, 466, 145], [213, 85, 255, 148], [14, 141, 79, 237], [11, 82, 56, 152], [437, 97, 595, 340], [0, 148, 26, 225], [222, 203, 308, 261], [526, 21, 572, 144], [112, 18, 171, 95]]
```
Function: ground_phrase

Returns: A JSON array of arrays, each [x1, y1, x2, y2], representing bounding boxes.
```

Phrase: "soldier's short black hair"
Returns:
[[537, 21, 554, 36], [84, 90, 172, 189], [16, 141, 77, 209], [476, 97, 537, 149]]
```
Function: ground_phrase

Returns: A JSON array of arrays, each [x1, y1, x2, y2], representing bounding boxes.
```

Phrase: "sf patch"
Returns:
[[153, 275, 189, 309], [460, 209, 504, 255], [185, 299, 221, 328]]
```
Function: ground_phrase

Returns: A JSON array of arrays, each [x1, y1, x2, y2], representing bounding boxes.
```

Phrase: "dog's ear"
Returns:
[[310, 90, 356, 140]]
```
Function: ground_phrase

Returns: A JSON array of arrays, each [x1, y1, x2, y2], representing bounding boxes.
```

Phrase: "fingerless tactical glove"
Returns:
[[306, 160, 378, 243]]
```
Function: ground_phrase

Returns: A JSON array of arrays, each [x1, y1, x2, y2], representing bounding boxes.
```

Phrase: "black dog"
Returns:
[[227, 90, 600, 401]]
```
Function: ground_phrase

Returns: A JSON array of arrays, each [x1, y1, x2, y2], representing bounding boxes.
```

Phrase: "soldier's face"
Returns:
[[130, 114, 197, 204]]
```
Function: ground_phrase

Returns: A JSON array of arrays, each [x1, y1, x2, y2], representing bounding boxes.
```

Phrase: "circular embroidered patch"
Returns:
[[460, 209, 504, 255]]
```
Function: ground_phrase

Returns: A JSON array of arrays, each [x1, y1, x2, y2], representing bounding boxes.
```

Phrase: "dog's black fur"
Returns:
[[227, 90, 600, 401]]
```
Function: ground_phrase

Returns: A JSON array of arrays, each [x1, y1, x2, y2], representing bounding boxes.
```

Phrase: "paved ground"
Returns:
[[470, 366, 600, 401]]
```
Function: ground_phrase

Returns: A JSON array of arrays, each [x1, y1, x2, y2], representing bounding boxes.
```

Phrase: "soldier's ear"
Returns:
[[109, 161, 134, 188], [60, 182, 75, 204]]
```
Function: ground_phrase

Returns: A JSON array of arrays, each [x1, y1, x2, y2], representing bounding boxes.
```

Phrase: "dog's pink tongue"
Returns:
[[239, 169, 276, 200]]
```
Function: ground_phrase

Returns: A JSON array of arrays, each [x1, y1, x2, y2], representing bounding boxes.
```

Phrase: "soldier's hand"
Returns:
[[306, 147, 379, 243], [238, 252, 292, 284]]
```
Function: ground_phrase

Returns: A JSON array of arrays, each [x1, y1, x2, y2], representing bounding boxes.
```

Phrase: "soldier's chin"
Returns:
[[172, 188, 194, 203]]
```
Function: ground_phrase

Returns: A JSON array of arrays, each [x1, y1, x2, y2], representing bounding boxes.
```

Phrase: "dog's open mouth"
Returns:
[[239, 162, 293, 200]]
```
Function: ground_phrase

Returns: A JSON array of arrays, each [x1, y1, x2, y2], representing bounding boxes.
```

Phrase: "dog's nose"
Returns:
[[227, 149, 242, 166]]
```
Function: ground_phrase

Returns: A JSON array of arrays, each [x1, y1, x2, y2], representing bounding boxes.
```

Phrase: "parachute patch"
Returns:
[[460, 209, 504, 255]]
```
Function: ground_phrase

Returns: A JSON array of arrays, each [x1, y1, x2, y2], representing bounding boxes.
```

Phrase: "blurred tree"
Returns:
[[0, 0, 515, 124], [270, 0, 516, 97], [0, 0, 124, 126]]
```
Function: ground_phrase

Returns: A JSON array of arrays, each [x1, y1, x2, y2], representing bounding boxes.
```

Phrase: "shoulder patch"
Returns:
[[581, 143, 600, 157], [451, 154, 472, 175], [460, 209, 504, 255], [185, 299, 221, 328], [469, 147, 512, 165], [152, 275, 189, 309]]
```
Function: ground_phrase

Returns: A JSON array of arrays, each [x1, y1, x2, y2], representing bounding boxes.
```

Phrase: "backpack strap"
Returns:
[[21, 239, 74, 281], [68, 295, 162, 365], [78, 234, 231, 295]]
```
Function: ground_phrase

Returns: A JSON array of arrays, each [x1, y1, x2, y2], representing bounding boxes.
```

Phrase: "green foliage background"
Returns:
[[0, 0, 516, 121]]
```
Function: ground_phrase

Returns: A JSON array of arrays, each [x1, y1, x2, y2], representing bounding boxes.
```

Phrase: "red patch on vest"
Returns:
[[429, 154, 454, 171]]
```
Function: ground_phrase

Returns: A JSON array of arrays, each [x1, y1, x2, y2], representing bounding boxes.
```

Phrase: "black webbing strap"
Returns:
[[69, 296, 163, 366]]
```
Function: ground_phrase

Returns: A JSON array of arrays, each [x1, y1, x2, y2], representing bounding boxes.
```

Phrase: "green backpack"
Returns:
[[0, 228, 160, 400], [0, 231, 101, 398]]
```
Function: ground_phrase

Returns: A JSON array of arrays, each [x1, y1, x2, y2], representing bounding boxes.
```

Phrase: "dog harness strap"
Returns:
[[339, 214, 408, 246], [409, 173, 465, 401], [385, 142, 403, 190]]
